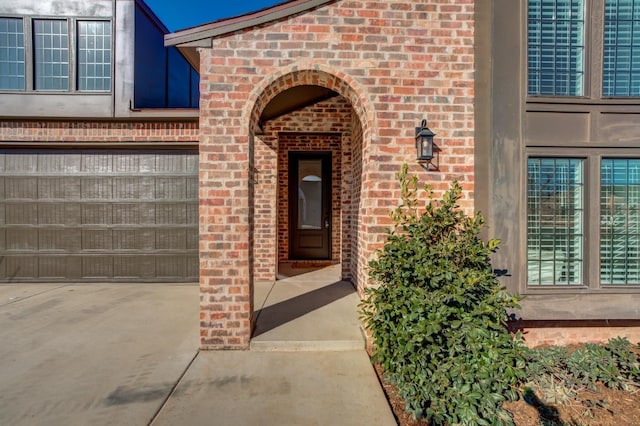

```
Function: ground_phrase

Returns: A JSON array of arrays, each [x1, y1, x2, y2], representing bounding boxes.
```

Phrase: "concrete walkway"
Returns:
[[154, 350, 394, 426], [251, 264, 365, 350], [0, 266, 396, 426]]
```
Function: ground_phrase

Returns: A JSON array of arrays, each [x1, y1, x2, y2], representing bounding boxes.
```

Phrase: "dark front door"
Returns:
[[289, 152, 331, 260]]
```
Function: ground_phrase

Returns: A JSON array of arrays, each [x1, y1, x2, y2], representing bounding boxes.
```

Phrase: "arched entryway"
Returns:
[[245, 67, 374, 344], [245, 66, 374, 292]]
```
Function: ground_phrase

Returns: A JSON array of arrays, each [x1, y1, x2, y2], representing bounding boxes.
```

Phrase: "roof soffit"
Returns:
[[261, 85, 339, 123]]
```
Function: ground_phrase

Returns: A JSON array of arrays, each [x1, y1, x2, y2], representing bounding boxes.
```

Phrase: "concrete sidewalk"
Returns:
[[0, 267, 395, 426], [153, 350, 394, 426], [154, 264, 395, 425]]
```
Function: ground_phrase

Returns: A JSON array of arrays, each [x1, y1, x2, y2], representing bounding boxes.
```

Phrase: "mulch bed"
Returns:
[[366, 343, 640, 425]]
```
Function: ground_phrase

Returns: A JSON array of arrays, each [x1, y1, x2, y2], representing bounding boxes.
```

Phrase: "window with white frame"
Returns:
[[0, 16, 111, 92]]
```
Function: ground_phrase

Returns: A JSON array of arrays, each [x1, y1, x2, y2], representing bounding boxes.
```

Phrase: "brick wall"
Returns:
[[0, 120, 198, 142], [350, 113, 365, 293], [521, 327, 640, 348], [252, 133, 279, 281], [198, 0, 475, 348]]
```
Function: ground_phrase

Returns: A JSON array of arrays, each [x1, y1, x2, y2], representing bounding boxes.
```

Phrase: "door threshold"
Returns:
[[277, 261, 338, 279]]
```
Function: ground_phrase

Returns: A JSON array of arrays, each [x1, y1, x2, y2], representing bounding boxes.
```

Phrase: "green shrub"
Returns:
[[360, 165, 525, 425]]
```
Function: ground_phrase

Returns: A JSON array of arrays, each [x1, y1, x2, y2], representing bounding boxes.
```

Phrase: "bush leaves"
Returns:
[[360, 165, 525, 425]]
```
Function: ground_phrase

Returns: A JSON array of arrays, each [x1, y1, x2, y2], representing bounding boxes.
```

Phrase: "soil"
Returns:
[[504, 385, 640, 426], [367, 345, 640, 425]]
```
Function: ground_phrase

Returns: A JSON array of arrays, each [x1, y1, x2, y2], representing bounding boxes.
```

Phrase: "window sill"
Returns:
[[526, 96, 640, 106], [523, 286, 640, 295], [0, 90, 112, 95]]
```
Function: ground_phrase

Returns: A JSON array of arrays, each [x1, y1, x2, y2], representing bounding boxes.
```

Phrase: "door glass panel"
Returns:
[[297, 159, 322, 230]]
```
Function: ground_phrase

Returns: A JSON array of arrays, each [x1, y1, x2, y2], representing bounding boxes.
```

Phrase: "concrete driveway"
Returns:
[[0, 274, 395, 426], [0, 283, 199, 426]]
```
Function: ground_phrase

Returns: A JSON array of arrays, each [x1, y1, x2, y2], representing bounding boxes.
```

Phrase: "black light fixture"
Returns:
[[415, 118, 437, 169]]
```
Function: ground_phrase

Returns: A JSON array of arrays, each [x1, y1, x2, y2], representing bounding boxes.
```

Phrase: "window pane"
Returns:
[[528, 0, 585, 96], [528, 158, 584, 285], [0, 18, 25, 90], [297, 160, 323, 230], [77, 21, 111, 91], [604, 0, 640, 96], [34, 19, 69, 91], [601, 159, 640, 284]]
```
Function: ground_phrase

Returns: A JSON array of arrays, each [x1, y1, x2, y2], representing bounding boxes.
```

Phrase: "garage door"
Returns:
[[0, 150, 198, 282]]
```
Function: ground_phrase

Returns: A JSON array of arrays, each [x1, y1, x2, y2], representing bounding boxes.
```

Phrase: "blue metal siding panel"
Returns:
[[134, 4, 198, 109], [134, 4, 167, 108]]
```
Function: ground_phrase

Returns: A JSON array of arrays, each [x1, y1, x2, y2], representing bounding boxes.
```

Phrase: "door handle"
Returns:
[[324, 218, 330, 228]]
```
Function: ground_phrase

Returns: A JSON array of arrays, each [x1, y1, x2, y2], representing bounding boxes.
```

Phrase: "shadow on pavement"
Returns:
[[252, 280, 355, 337]]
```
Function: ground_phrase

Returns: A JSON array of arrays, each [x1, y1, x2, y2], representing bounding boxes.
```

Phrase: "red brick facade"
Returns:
[[0, 120, 198, 143], [197, 0, 476, 349], [521, 327, 640, 348]]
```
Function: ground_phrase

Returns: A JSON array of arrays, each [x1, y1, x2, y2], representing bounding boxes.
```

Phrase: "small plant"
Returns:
[[524, 337, 640, 408], [360, 165, 525, 425]]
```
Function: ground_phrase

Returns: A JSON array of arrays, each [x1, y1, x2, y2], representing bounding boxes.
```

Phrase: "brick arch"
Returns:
[[245, 63, 371, 290], [243, 63, 375, 140]]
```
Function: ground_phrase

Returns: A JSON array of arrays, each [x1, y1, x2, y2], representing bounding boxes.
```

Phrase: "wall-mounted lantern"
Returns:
[[415, 118, 438, 170]]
